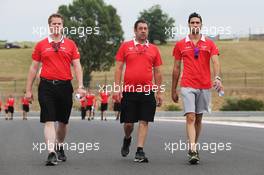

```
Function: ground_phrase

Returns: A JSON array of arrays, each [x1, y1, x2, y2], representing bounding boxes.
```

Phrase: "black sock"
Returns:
[[137, 147, 143, 152]]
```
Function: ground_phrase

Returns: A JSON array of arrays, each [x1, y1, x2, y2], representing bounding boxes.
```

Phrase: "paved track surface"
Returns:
[[0, 117, 263, 175]]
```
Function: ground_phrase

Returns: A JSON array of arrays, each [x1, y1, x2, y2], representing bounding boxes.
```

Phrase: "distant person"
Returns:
[[100, 88, 109, 121], [112, 95, 121, 120], [91, 98, 96, 120], [85, 89, 95, 120], [25, 13, 86, 166], [171, 12, 223, 164], [0, 100, 2, 115], [21, 91, 30, 120], [7, 95, 15, 120], [4, 103, 8, 120], [114, 19, 163, 163], [80, 98, 86, 120]]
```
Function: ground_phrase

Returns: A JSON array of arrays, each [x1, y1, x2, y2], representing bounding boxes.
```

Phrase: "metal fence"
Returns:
[[0, 72, 264, 95]]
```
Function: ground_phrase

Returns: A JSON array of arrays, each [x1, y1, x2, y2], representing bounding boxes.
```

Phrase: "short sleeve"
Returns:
[[115, 42, 125, 62], [210, 41, 219, 57], [153, 47, 163, 67], [32, 43, 41, 62], [172, 42, 182, 60], [72, 41, 80, 60]]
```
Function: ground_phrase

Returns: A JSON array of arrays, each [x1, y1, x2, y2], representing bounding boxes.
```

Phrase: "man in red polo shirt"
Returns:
[[112, 94, 121, 120], [0, 100, 2, 114], [86, 89, 95, 120], [4, 103, 8, 120], [21, 91, 30, 120], [100, 88, 109, 121], [171, 12, 223, 164], [25, 13, 86, 166], [80, 98, 86, 120], [7, 95, 15, 120], [114, 19, 163, 163]]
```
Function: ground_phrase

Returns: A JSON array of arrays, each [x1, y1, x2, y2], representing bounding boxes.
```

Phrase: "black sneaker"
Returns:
[[134, 150, 149, 163], [46, 152, 58, 166], [188, 150, 199, 165], [121, 136, 131, 157], [56, 146, 67, 162]]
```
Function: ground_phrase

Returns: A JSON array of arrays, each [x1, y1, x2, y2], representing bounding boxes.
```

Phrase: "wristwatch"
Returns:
[[215, 76, 222, 81]]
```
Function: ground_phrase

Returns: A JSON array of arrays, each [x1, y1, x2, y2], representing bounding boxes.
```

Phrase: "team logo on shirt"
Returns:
[[45, 48, 53, 51], [128, 47, 134, 51]]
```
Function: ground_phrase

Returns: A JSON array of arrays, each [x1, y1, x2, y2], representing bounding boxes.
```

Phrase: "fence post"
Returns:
[[14, 80, 17, 93], [244, 72, 247, 88]]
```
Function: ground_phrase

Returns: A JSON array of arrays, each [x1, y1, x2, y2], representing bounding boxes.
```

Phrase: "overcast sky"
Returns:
[[0, 0, 263, 41]]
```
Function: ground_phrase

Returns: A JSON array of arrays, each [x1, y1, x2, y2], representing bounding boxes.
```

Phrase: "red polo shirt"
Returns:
[[80, 99, 86, 108], [86, 94, 95, 106], [21, 97, 29, 106], [173, 35, 219, 89], [116, 39, 162, 92], [100, 92, 109, 104], [7, 98, 15, 107], [32, 36, 80, 80]]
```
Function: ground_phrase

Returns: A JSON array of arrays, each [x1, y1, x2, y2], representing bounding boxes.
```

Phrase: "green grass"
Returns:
[[0, 40, 264, 111]]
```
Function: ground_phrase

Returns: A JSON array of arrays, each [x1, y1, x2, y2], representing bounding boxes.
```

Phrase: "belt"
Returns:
[[40, 77, 70, 85]]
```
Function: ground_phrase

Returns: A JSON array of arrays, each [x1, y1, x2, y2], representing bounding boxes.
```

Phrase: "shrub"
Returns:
[[164, 104, 181, 111], [220, 98, 264, 111]]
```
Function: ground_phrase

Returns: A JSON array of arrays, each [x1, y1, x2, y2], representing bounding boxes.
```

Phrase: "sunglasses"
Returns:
[[51, 42, 61, 52], [194, 47, 199, 59]]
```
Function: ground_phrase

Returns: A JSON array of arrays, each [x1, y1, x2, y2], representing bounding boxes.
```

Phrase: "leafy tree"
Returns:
[[58, 0, 123, 86], [138, 5, 175, 44]]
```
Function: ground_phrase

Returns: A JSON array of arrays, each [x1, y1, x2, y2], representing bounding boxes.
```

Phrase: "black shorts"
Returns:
[[101, 103, 108, 111], [114, 102, 121, 112], [38, 79, 73, 124], [8, 106, 14, 113], [120, 92, 156, 123], [5, 109, 8, 114], [81, 107, 86, 118], [86, 105, 92, 111], [23, 105, 29, 112]]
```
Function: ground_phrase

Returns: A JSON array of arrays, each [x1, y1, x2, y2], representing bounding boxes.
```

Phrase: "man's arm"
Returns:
[[114, 61, 124, 102], [171, 60, 181, 103], [25, 60, 40, 101], [211, 55, 221, 78], [211, 55, 223, 91], [153, 66, 163, 106], [72, 59, 86, 96]]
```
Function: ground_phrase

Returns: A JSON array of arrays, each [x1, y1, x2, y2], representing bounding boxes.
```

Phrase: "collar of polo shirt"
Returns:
[[133, 38, 149, 47], [185, 34, 206, 43], [48, 35, 65, 43]]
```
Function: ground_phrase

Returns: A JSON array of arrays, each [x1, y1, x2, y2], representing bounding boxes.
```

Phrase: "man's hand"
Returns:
[[171, 89, 179, 103], [213, 77, 223, 92], [25, 90, 34, 103], [113, 91, 122, 103], [77, 87, 86, 98], [156, 92, 163, 107]]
